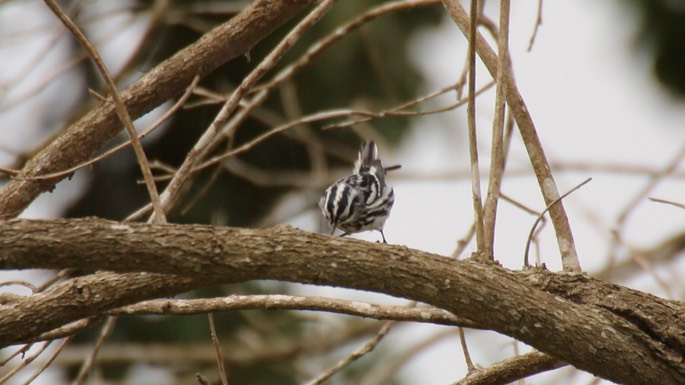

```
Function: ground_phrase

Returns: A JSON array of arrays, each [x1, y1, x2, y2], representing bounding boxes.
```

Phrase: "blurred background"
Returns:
[[1, 0, 684, 384]]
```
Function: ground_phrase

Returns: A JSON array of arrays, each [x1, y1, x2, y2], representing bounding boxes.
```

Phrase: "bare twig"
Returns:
[[451, 351, 566, 385], [303, 321, 395, 385], [0, 341, 52, 384], [605, 141, 685, 272], [459, 327, 476, 371], [21, 75, 201, 182], [196, 373, 212, 385], [0, 280, 38, 293], [32, 317, 102, 343], [482, 0, 511, 258], [43, 0, 167, 224], [111, 295, 473, 327], [452, 223, 476, 259], [153, 0, 338, 218], [501, 193, 547, 265], [52, 322, 382, 367], [20, 337, 73, 385], [208, 314, 229, 385], [324, 81, 495, 131], [465, 0, 487, 256], [71, 316, 117, 385], [649, 197, 685, 211], [0, 167, 19, 177], [359, 329, 458, 385], [524, 178, 592, 268], [195, 110, 380, 173], [255, 0, 440, 98], [527, 0, 544, 51]]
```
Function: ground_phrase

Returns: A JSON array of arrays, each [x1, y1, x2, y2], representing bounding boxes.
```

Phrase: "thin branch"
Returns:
[[53, 322, 382, 367], [111, 295, 474, 327], [649, 197, 685, 210], [465, 0, 487, 256], [0, 344, 32, 367], [194, 110, 380, 173], [153, 0, 338, 218], [196, 373, 212, 385], [0, 167, 19, 177], [359, 329, 458, 385], [303, 321, 395, 385], [43, 0, 166, 224], [527, 0, 544, 51], [0, 280, 38, 294], [20, 337, 73, 385], [71, 316, 117, 385], [452, 223, 476, 258], [452, 351, 566, 385], [188, 82, 495, 180], [482, 0, 511, 257], [324, 81, 495, 131], [208, 314, 229, 385], [603, 141, 685, 275], [19, 75, 201, 182], [524, 178, 592, 268], [459, 327, 476, 372], [32, 317, 102, 343], [441, 0, 582, 272], [0, 341, 52, 385], [255, 0, 441, 109], [501, 193, 546, 265]]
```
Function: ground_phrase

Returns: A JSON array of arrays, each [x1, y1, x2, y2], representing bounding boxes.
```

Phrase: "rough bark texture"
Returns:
[[0, 218, 683, 385], [0, 0, 314, 219]]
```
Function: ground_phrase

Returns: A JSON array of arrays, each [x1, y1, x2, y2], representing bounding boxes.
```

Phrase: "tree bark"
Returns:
[[0, 0, 315, 219], [0, 218, 683, 385]]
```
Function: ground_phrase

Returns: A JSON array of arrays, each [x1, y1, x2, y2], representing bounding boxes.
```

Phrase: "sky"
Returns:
[[2, 1, 684, 384]]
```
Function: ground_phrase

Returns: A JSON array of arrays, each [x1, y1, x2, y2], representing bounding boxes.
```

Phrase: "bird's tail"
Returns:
[[353, 141, 378, 174]]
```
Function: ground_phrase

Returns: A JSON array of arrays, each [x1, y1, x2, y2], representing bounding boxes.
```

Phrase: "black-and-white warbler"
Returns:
[[319, 141, 398, 243]]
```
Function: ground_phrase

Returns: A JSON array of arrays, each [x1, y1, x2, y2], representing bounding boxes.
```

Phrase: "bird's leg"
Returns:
[[379, 230, 387, 244]]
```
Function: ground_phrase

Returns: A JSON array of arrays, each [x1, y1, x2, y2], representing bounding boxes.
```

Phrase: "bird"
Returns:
[[319, 141, 398, 243]]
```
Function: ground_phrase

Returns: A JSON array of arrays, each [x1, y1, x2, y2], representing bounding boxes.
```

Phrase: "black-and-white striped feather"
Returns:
[[319, 141, 395, 243]]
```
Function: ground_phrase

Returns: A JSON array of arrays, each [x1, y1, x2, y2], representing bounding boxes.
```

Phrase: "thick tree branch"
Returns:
[[0, 218, 683, 385], [0, 0, 315, 219]]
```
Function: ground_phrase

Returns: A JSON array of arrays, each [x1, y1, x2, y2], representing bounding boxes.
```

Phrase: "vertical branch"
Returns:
[[466, 0, 486, 255], [71, 316, 117, 385], [458, 327, 476, 372], [441, 0, 581, 272], [482, 0, 511, 257], [42, 0, 167, 224], [208, 313, 229, 385]]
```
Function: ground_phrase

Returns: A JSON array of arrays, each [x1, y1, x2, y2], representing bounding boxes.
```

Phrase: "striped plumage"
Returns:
[[319, 141, 395, 243]]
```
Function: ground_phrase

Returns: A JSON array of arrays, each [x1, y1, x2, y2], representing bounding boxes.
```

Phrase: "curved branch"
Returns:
[[0, 218, 683, 385], [111, 295, 474, 327], [0, 0, 315, 219]]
